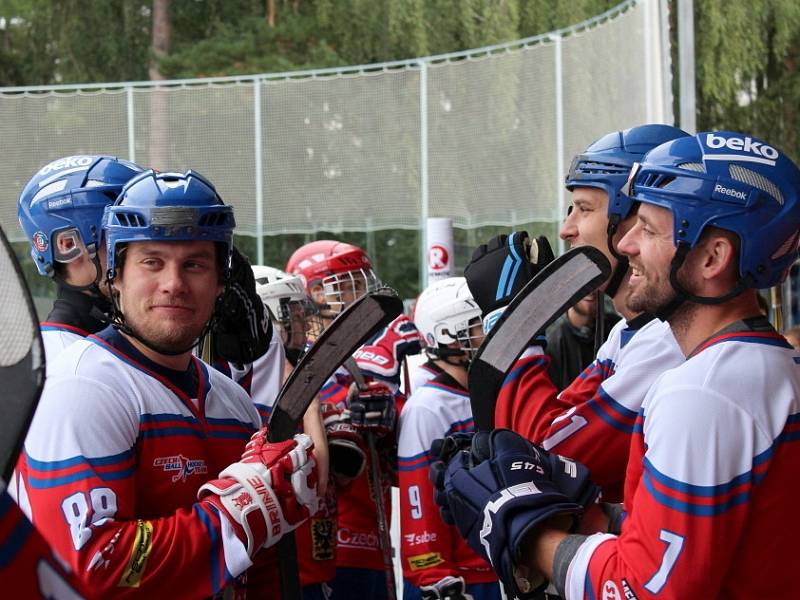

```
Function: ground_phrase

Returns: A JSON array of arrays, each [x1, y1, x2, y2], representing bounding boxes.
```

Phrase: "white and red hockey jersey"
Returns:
[[39, 322, 88, 364], [17, 326, 265, 598], [558, 322, 800, 599], [397, 373, 496, 588], [496, 315, 683, 502], [0, 489, 86, 599]]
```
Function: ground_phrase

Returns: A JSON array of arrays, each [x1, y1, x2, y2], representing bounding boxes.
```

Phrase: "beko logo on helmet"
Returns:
[[713, 184, 747, 201], [37, 155, 94, 176], [705, 134, 779, 166]]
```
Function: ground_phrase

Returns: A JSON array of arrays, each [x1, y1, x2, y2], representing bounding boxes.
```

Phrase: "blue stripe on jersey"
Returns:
[[141, 413, 197, 425], [422, 380, 470, 398], [584, 570, 597, 600], [26, 448, 136, 488], [398, 449, 434, 471], [446, 417, 475, 435], [502, 355, 549, 386], [26, 448, 134, 470], [0, 501, 32, 568], [642, 471, 752, 517], [586, 387, 638, 434], [578, 358, 615, 381], [196, 504, 234, 592], [619, 326, 640, 349], [139, 427, 204, 439]]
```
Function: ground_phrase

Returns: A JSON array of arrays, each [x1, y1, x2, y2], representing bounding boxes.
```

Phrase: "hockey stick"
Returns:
[[0, 224, 45, 484], [342, 358, 397, 600], [469, 246, 611, 431], [269, 289, 402, 599]]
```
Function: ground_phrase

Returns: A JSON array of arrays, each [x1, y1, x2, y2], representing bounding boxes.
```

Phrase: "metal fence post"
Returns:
[[254, 77, 265, 265], [553, 34, 566, 256], [419, 59, 429, 292], [126, 85, 136, 162]]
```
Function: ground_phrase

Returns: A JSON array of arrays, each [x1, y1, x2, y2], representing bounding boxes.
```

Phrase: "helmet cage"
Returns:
[[321, 267, 380, 313]]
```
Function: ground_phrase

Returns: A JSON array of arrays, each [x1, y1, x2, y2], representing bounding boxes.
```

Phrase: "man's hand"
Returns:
[[321, 401, 367, 484], [354, 314, 422, 385], [346, 381, 396, 437], [213, 246, 273, 365], [464, 232, 554, 331], [432, 429, 589, 598], [198, 431, 318, 556]]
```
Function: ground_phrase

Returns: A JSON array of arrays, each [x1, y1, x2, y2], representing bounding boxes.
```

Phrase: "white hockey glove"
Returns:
[[420, 575, 475, 600], [198, 430, 319, 557]]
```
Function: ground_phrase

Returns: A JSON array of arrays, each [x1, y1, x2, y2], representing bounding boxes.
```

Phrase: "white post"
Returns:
[[126, 85, 136, 162], [254, 78, 265, 265], [553, 34, 566, 255], [643, 0, 655, 123], [419, 60, 429, 291], [659, 0, 675, 125], [678, 0, 696, 133]]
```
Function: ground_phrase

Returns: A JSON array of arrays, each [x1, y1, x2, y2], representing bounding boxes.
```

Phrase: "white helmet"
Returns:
[[251, 265, 316, 355], [414, 277, 483, 363]]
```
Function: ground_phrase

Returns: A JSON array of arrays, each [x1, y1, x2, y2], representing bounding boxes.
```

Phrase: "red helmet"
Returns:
[[285, 240, 379, 313]]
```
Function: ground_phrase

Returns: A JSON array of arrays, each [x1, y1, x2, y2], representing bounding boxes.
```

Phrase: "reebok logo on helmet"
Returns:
[[705, 134, 779, 166], [713, 184, 747, 201]]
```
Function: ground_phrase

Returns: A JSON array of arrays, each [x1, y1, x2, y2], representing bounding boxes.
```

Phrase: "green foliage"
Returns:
[[695, 0, 800, 162], [5, 0, 800, 297]]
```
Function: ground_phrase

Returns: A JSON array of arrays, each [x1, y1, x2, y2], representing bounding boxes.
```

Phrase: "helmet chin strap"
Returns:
[[604, 219, 629, 299], [655, 243, 749, 321]]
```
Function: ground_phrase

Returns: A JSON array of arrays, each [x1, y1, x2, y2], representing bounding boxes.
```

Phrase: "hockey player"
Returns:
[[397, 277, 500, 600], [287, 240, 420, 599], [17, 155, 144, 361], [252, 264, 336, 600], [17, 169, 319, 598], [463, 124, 689, 502], [437, 131, 800, 599]]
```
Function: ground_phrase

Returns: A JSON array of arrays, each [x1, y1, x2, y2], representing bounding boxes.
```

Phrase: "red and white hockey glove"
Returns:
[[321, 401, 367, 484], [353, 314, 422, 385], [198, 430, 319, 557], [345, 381, 396, 437]]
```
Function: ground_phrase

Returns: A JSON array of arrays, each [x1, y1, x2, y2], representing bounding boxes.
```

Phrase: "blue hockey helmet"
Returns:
[[566, 124, 690, 225], [103, 169, 235, 281], [18, 155, 144, 277], [626, 131, 800, 290]]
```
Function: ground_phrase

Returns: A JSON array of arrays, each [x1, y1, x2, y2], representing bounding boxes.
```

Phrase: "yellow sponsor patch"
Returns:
[[407, 551, 444, 571], [119, 520, 153, 588]]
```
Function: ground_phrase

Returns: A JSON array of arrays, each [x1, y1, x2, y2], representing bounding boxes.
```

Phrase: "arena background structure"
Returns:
[[0, 0, 670, 267]]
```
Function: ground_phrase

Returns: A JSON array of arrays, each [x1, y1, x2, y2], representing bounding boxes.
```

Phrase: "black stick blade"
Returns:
[[469, 246, 611, 431], [0, 225, 45, 482], [268, 290, 403, 442]]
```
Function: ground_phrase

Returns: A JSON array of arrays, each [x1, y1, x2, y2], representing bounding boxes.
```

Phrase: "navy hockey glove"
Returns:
[[441, 429, 584, 598], [464, 232, 554, 331], [213, 247, 273, 365], [346, 381, 396, 437], [429, 432, 490, 526]]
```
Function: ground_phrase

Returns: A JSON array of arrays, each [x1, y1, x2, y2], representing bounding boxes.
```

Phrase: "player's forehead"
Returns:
[[126, 239, 217, 260], [570, 186, 608, 208], [637, 202, 672, 231]]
